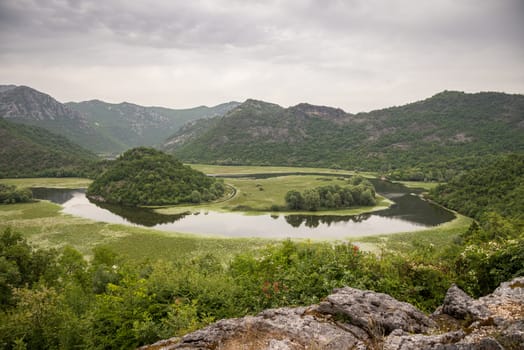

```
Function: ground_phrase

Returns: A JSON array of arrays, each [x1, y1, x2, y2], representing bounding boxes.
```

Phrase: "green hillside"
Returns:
[[0, 118, 97, 177], [67, 100, 240, 150], [87, 147, 225, 206], [429, 153, 524, 220], [164, 92, 524, 180], [0, 86, 123, 154]]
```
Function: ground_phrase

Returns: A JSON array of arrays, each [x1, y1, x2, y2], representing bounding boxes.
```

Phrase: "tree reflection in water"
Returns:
[[284, 213, 371, 228], [94, 202, 190, 227]]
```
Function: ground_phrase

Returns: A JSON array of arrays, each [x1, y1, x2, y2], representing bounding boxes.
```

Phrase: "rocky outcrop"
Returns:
[[140, 277, 524, 350]]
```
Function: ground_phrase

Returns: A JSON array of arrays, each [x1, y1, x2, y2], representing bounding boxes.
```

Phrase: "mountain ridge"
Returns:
[[163, 90, 524, 179], [0, 85, 240, 155]]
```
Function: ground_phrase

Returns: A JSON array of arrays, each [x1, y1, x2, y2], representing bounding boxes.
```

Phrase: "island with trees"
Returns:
[[87, 147, 225, 206], [285, 175, 376, 211]]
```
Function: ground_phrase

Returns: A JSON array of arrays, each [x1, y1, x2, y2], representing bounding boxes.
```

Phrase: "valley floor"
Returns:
[[0, 165, 469, 260]]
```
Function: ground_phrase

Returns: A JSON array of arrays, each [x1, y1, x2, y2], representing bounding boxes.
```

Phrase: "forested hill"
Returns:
[[0, 85, 122, 153], [430, 153, 524, 220], [0, 118, 97, 177], [87, 147, 225, 206], [164, 91, 524, 180], [66, 100, 240, 151]]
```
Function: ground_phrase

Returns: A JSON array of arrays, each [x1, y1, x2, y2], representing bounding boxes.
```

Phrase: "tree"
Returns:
[[285, 190, 304, 210], [303, 189, 321, 211]]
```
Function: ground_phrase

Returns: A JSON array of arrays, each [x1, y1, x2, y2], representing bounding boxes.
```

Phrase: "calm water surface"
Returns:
[[32, 178, 454, 239]]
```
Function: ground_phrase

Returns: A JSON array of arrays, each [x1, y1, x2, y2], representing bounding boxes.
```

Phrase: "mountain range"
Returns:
[[164, 91, 524, 179], [0, 85, 239, 154], [66, 100, 239, 153], [1, 85, 523, 180]]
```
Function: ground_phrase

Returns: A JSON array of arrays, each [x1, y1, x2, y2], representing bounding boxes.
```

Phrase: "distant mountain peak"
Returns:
[[290, 102, 350, 119], [0, 85, 85, 123]]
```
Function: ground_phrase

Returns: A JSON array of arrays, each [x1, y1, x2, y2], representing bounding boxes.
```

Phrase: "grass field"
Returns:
[[0, 200, 268, 262], [157, 174, 391, 215], [190, 164, 360, 176], [1, 177, 92, 189], [394, 181, 442, 191]]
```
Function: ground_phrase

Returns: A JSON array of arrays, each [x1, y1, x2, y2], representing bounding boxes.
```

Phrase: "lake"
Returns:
[[32, 178, 454, 239]]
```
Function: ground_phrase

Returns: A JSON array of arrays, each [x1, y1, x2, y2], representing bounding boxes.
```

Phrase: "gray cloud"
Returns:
[[0, 0, 522, 112]]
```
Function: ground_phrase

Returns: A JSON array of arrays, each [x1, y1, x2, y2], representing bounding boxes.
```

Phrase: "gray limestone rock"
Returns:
[[315, 287, 436, 336], [439, 284, 490, 321]]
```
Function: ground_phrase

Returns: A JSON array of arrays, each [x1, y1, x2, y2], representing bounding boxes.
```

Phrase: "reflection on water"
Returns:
[[31, 177, 455, 239], [285, 214, 371, 228], [95, 202, 190, 227]]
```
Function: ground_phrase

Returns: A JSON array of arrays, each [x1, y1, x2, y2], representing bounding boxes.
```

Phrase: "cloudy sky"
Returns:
[[1, 0, 523, 112]]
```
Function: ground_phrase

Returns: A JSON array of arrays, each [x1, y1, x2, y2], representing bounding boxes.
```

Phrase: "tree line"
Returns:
[[284, 176, 376, 211]]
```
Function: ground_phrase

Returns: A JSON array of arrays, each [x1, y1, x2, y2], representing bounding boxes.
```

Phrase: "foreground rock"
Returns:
[[140, 278, 524, 350]]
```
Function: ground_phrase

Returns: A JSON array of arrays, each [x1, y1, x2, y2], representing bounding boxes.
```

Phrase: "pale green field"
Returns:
[[0, 200, 268, 262], [394, 181, 442, 191], [1, 177, 92, 189], [190, 164, 377, 178]]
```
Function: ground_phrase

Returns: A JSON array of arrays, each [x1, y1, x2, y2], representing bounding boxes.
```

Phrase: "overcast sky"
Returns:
[[0, 0, 523, 112]]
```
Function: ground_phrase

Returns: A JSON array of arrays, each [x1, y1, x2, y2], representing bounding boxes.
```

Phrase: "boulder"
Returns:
[[438, 284, 491, 321], [314, 287, 436, 336]]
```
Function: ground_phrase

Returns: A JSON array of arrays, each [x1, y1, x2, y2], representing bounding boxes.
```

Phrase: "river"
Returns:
[[32, 178, 454, 239]]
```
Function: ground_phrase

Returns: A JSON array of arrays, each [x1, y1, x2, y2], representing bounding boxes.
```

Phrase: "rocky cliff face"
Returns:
[[140, 277, 523, 350]]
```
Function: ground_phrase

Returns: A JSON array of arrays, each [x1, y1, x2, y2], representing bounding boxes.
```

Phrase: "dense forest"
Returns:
[[429, 153, 523, 295], [0, 118, 97, 178], [87, 147, 225, 206], [285, 176, 376, 210], [165, 92, 524, 181]]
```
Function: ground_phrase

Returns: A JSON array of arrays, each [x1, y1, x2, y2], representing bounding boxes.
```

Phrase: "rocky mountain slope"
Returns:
[[67, 100, 239, 151], [0, 85, 122, 153], [141, 277, 524, 350], [164, 92, 524, 178], [0, 118, 97, 177]]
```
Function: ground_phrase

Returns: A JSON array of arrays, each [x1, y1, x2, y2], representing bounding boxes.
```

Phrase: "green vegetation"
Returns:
[[0, 184, 32, 204], [0, 160, 521, 348], [165, 92, 524, 181], [284, 176, 376, 211], [0, 224, 464, 349], [427, 153, 524, 297], [0, 118, 98, 178], [87, 148, 225, 206], [429, 153, 523, 220]]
